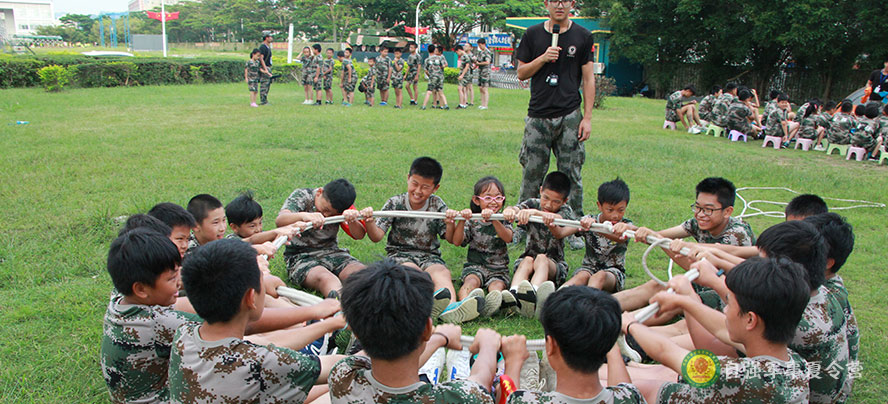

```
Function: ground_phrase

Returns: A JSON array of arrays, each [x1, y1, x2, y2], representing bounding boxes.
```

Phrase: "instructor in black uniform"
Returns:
[[258, 34, 273, 105]]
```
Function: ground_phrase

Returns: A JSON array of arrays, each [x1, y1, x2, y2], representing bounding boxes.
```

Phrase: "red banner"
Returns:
[[146, 11, 179, 21], [405, 26, 428, 35]]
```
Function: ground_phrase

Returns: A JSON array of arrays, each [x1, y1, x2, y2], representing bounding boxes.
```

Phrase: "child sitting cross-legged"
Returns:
[[505, 286, 646, 404], [330, 259, 502, 403], [169, 238, 346, 403], [502, 171, 576, 319]]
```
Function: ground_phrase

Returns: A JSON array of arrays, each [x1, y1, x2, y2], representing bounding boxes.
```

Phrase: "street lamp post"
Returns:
[[415, 0, 425, 49]]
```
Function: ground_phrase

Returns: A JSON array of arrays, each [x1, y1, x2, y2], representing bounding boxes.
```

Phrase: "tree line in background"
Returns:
[[39, 0, 545, 50], [582, 0, 888, 99]]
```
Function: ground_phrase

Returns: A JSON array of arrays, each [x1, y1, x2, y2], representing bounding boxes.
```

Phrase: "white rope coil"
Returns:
[[736, 186, 884, 219]]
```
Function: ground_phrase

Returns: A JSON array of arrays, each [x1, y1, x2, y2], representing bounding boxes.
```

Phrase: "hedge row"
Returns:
[[0, 54, 454, 89]]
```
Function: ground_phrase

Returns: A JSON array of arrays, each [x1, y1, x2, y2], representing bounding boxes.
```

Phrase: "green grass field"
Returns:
[[1, 83, 885, 402]]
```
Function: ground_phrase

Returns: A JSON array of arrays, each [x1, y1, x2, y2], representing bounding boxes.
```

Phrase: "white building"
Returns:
[[0, 0, 56, 36], [128, 0, 191, 12]]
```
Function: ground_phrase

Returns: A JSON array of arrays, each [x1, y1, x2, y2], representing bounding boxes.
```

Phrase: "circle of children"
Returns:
[[102, 156, 859, 403], [246, 41, 493, 110], [664, 82, 887, 162]]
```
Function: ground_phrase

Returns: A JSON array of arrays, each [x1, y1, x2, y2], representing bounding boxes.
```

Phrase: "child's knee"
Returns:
[[534, 254, 549, 263], [463, 274, 481, 287], [425, 264, 449, 277]]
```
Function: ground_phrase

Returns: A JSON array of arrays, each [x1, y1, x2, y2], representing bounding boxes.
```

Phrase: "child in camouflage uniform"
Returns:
[[466, 43, 477, 106], [337, 49, 357, 106], [224, 191, 300, 244], [359, 57, 376, 106], [763, 93, 792, 142], [245, 49, 267, 108], [391, 47, 406, 108], [361, 157, 479, 323], [851, 103, 884, 155], [709, 83, 737, 128], [823, 100, 855, 147], [276, 179, 366, 298], [101, 228, 199, 404], [322, 48, 336, 105], [562, 178, 638, 293], [310, 44, 324, 105], [331, 260, 502, 404], [476, 38, 493, 109], [502, 171, 576, 319], [299, 47, 315, 104], [375, 47, 392, 105], [726, 89, 761, 138], [421, 44, 449, 110], [456, 46, 472, 109], [445, 176, 513, 317], [627, 256, 812, 403], [507, 287, 645, 404], [405, 42, 421, 105], [148, 202, 197, 259], [665, 85, 701, 131], [698, 85, 721, 124], [169, 239, 345, 404], [185, 194, 227, 256]]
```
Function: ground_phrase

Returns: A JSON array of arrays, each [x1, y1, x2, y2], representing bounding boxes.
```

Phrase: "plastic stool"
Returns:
[[729, 130, 747, 142], [879, 146, 887, 165], [705, 124, 725, 138], [762, 135, 782, 149], [663, 120, 676, 130], [821, 138, 829, 149], [794, 138, 813, 151], [846, 146, 867, 161], [826, 143, 849, 156]]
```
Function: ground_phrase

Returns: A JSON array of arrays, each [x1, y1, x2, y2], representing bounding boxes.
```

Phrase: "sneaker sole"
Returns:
[[482, 290, 502, 317], [500, 290, 519, 314], [439, 297, 483, 324], [431, 288, 452, 320], [534, 281, 555, 319], [516, 281, 536, 318]]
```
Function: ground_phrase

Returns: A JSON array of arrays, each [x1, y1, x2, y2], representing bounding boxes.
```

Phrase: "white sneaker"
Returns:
[[302, 100, 314, 105], [519, 353, 541, 390], [516, 281, 536, 318], [419, 347, 446, 384], [534, 281, 556, 320], [478, 106, 488, 110], [439, 296, 482, 324], [500, 290, 519, 315], [444, 349, 472, 382], [482, 290, 502, 317], [814, 145, 826, 151], [539, 350, 557, 392]]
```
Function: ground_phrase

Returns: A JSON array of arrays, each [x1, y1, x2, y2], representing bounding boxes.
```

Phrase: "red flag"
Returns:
[[405, 26, 428, 35], [146, 11, 179, 21]]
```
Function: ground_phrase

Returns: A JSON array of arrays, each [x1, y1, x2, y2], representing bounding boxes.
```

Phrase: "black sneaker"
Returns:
[[625, 333, 652, 362], [410, 100, 417, 105], [315, 100, 322, 106], [443, 105, 449, 110]]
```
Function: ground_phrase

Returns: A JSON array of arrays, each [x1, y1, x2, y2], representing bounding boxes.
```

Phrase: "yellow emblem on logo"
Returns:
[[681, 349, 720, 388]]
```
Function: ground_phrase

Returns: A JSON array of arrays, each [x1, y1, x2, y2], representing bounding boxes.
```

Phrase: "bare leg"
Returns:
[[307, 386, 330, 404], [422, 90, 433, 108], [303, 266, 342, 297], [425, 264, 456, 302], [587, 271, 617, 292], [510, 257, 534, 289], [406, 82, 415, 102], [481, 86, 489, 108], [459, 274, 482, 300], [563, 270, 591, 287], [488, 280, 506, 292], [530, 254, 556, 285], [250, 91, 257, 104], [338, 262, 365, 282], [437, 89, 448, 107], [613, 280, 666, 312]]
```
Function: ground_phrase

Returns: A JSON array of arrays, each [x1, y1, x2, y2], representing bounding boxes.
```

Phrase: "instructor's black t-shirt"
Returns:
[[516, 22, 594, 118], [869, 69, 888, 93], [260, 43, 272, 67]]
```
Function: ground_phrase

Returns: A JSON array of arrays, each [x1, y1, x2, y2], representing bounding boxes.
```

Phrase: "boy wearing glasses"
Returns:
[[613, 177, 756, 312]]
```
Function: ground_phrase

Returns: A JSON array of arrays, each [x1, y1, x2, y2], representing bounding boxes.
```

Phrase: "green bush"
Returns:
[[0, 57, 44, 88], [444, 67, 460, 84], [595, 75, 617, 109], [71, 61, 138, 87], [37, 65, 71, 92]]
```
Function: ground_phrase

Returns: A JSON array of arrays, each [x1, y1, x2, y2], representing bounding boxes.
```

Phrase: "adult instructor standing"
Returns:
[[258, 34, 274, 105], [515, 0, 595, 247]]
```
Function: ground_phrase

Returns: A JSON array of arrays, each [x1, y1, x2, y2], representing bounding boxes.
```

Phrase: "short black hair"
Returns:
[[326, 48, 335, 53], [323, 179, 357, 213], [341, 260, 435, 360], [724, 83, 738, 92], [380, 47, 389, 52], [336, 50, 345, 58], [540, 286, 621, 373], [785, 194, 828, 218], [777, 93, 789, 102], [107, 228, 181, 296], [225, 191, 263, 226], [756, 220, 827, 291], [368, 56, 376, 62], [427, 44, 436, 53], [181, 239, 260, 323], [840, 100, 853, 113], [854, 104, 865, 116], [312, 44, 321, 52], [683, 84, 696, 95], [394, 47, 402, 53], [250, 48, 261, 57], [409, 156, 443, 185], [477, 38, 486, 45], [803, 213, 854, 274], [148, 202, 196, 229], [725, 257, 810, 344], [824, 100, 837, 111], [187, 194, 223, 224], [710, 85, 722, 95], [262, 34, 272, 41], [408, 42, 417, 48], [119, 214, 172, 237], [695, 177, 736, 208], [864, 102, 881, 119], [541, 171, 571, 198], [597, 177, 630, 205], [470, 176, 506, 213], [738, 89, 752, 101], [345, 47, 353, 53], [769, 89, 780, 100]]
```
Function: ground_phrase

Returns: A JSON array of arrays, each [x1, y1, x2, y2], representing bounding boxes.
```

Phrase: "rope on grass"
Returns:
[[736, 186, 885, 219]]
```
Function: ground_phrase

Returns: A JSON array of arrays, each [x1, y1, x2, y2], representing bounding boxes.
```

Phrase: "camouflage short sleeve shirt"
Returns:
[[794, 103, 811, 123], [407, 53, 421, 74], [281, 187, 343, 254], [477, 48, 492, 78], [375, 55, 391, 78], [329, 355, 494, 404], [665, 90, 684, 111], [824, 275, 859, 403], [789, 286, 850, 404], [580, 214, 633, 272], [762, 100, 777, 123], [798, 116, 819, 139], [376, 193, 447, 256], [168, 323, 321, 404], [391, 57, 405, 80], [341, 59, 358, 83], [515, 199, 574, 263], [656, 349, 810, 404], [764, 108, 788, 137], [323, 58, 336, 79], [101, 294, 201, 403], [711, 93, 735, 127], [463, 220, 511, 269], [851, 117, 879, 149], [680, 216, 756, 246], [828, 112, 855, 144], [185, 234, 201, 257], [300, 55, 315, 77], [509, 384, 646, 404], [699, 95, 717, 121], [224, 233, 244, 240], [726, 100, 753, 132], [245, 60, 261, 81]]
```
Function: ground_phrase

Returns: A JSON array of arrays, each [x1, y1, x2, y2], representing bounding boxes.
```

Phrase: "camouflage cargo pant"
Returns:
[[518, 109, 586, 217], [259, 67, 271, 103]]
